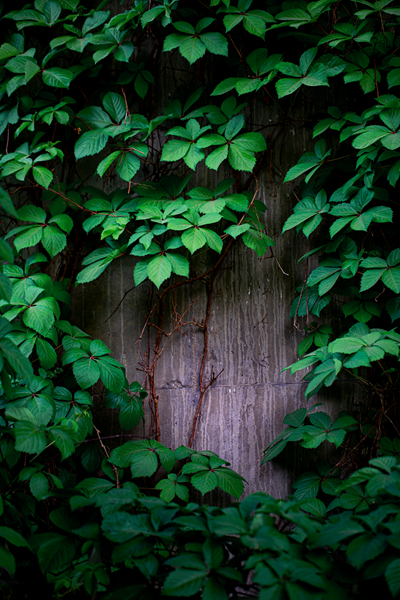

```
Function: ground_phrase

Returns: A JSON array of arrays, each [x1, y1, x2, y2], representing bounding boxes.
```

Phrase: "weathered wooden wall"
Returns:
[[72, 2, 353, 500]]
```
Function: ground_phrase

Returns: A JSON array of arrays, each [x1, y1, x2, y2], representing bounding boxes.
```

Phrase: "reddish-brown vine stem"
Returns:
[[189, 269, 225, 448]]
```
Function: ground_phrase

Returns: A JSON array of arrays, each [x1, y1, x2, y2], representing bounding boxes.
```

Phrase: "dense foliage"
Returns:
[[0, 0, 400, 598]]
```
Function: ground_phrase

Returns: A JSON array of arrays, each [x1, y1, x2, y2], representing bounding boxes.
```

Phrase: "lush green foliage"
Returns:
[[0, 0, 400, 598]]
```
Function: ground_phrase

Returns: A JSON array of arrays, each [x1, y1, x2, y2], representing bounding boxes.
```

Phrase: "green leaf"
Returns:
[[72, 357, 101, 389], [0, 188, 18, 217], [0, 527, 28, 548], [360, 269, 386, 292], [163, 569, 207, 596], [116, 152, 141, 182], [242, 229, 274, 256], [181, 228, 206, 253], [23, 305, 55, 336], [42, 225, 66, 258], [162, 140, 191, 163], [0, 43, 19, 60], [103, 92, 125, 123], [76, 258, 113, 284], [130, 449, 158, 477], [28, 394, 54, 426], [51, 428, 75, 460], [76, 478, 114, 497], [133, 258, 151, 286], [284, 157, 320, 182], [347, 533, 387, 570], [199, 32, 228, 56], [115, 43, 134, 63], [0, 272, 13, 302], [167, 253, 189, 277], [14, 421, 47, 454], [42, 67, 73, 89], [82, 10, 110, 35], [96, 151, 121, 176], [292, 472, 320, 500], [30, 472, 49, 500], [276, 77, 303, 98], [0, 544, 16, 576], [386, 559, 400, 597], [30, 533, 76, 574], [0, 338, 34, 381], [75, 129, 109, 159], [224, 223, 250, 239], [98, 356, 125, 393], [119, 398, 143, 430], [179, 37, 206, 65], [49, 214, 73, 234], [215, 468, 244, 498], [382, 268, 400, 293], [205, 145, 229, 170], [353, 126, 391, 149], [386, 296, 400, 322], [191, 469, 218, 494], [13, 226, 44, 252]]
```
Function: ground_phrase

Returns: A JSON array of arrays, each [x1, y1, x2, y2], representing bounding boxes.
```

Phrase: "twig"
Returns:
[[105, 286, 135, 323], [93, 424, 120, 488]]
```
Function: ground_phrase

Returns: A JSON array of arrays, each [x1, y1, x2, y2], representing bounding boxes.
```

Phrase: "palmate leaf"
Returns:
[[292, 471, 321, 500], [42, 225, 66, 258], [199, 32, 228, 56], [181, 228, 207, 253], [13, 226, 44, 252], [0, 527, 29, 548], [179, 37, 206, 64], [130, 450, 158, 477], [228, 145, 256, 171], [360, 269, 386, 292], [242, 228, 275, 256], [31, 533, 76, 574], [161, 140, 192, 162], [32, 166, 53, 189], [0, 187, 18, 217], [36, 338, 57, 369], [191, 469, 218, 494], [51, 428, 75, 460], [0, 338, 34, 381], [382, 268, 400, 293], [23, 305, 55, 336], [14, 421, 47, 454], [347, 533, 387, 570], [97, 356, 125, 393], [215, 468, 244, 498], [0, 544, 16, 576], [386, 559, 400, 597], [167, 253, 189, 277], [75, 129, 109, 159], [42, 67, 73, 89], [27, 394, 54, 426], [97, 151, 121, 176], [76, 478, 114, 497], [163, 569, 207, 597], [110, 440, 146, 468], [119, 397, 143, 429], [30, 472, 49, 500], [147, 254, 172, 287], [205, 145, 229, 170], [72, 357, 101, 389], [116, 152, 141, 181]]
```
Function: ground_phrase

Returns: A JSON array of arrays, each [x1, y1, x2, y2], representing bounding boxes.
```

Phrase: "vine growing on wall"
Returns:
[[0, 0, 400, 598]]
